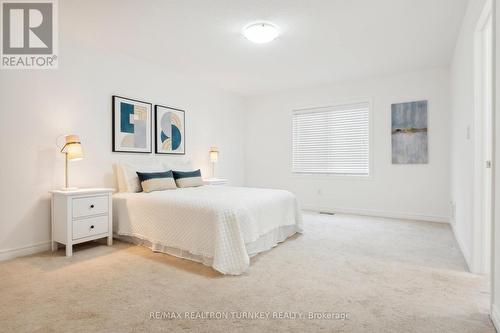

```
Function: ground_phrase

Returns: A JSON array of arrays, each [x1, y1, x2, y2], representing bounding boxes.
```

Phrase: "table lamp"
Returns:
[[209, 147, 219, 178], [60, 135, 84, 190]]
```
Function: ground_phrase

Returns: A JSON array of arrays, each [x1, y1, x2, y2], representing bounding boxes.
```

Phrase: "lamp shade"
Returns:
[[209, 147, 219, 163], [61, 135, 84, 161]]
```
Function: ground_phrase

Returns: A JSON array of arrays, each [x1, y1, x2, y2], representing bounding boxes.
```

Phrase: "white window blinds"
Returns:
[[292, 102, 370, 175]]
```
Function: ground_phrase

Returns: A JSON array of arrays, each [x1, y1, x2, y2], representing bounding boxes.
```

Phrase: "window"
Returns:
[[292, 102, 370, 176]]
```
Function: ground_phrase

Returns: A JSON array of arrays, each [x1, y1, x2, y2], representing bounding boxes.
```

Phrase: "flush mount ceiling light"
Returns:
[[242, 22, 280, 44]]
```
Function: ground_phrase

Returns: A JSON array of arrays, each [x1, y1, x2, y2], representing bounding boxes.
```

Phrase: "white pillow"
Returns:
[[117, 162, 166, 192], [115, 164, 128, 193]]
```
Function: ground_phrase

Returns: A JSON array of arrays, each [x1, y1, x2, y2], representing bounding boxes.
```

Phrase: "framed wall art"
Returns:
[[391, 100, 428, 164], [155, 104, 185, 155], [112, 96, 152, 153]]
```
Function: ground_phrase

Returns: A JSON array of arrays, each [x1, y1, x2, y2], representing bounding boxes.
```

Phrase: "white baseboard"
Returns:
[[492, 304, 500, 332], [302, 205, 449, 224], [0, 241, 51, 262], [450, 222, 472, 272]]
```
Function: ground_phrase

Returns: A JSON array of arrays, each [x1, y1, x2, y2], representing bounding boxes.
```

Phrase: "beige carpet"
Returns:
[[0, 212, 495, 333]]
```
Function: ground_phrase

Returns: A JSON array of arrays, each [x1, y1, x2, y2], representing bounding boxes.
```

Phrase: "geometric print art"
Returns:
[[113, 96, 152, 153], [155, 105, 185, 154]]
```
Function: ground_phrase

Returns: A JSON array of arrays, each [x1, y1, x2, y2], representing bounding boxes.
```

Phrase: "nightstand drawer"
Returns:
[[72, 195, 108, 218], [51, 188, 114, 256], [72, 215, 108, 240]]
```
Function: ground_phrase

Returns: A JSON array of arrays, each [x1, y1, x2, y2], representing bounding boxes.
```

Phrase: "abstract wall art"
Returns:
[[155, 104, 185, 154], [112, 96, 152, 153], [391, 100, 428, 164]]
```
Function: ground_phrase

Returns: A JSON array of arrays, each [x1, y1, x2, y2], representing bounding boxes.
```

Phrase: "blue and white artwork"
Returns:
[[155, 105, 185, 154], [113, 96, 152, 153], [391, 100, 428, 164]]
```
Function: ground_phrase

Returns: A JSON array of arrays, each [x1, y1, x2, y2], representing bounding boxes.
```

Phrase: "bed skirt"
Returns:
[[114, 224, 300, 273]]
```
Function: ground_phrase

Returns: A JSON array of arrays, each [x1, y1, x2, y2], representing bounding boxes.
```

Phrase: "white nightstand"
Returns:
[[50, 188, 114, 256], [203, 178, 228, 185]]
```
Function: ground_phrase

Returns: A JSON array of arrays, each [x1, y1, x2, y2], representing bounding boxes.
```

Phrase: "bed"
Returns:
[[113, 185, 303, 275]]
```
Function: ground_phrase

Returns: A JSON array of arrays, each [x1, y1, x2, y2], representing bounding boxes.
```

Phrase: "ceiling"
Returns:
[[64, 0, 468, 96]]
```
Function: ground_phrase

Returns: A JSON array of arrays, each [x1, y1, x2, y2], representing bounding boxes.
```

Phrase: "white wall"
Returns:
[[244, 68, 451, 223], [450, 0, 487, 270], [0, 10, 246, 259], [492, 0, 500, 329]]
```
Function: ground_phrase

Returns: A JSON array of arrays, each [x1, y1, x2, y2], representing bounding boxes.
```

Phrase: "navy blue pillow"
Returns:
[[172, 169, 203, 188], [136, 170, 177, 192]]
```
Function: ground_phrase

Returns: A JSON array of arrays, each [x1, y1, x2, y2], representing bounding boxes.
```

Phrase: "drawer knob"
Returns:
[[90, 225, 95, 229], [90, 204, 95, 209]]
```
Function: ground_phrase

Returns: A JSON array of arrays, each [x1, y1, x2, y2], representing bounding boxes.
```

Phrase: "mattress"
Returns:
[[113, 186, 303, 275]]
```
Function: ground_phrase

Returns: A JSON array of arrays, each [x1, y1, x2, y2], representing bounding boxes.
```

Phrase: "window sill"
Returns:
[[290, 172, 373, 181]]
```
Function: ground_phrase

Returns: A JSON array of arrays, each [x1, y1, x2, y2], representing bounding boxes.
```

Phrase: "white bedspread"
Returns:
[[113, 186, 303, 275]]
